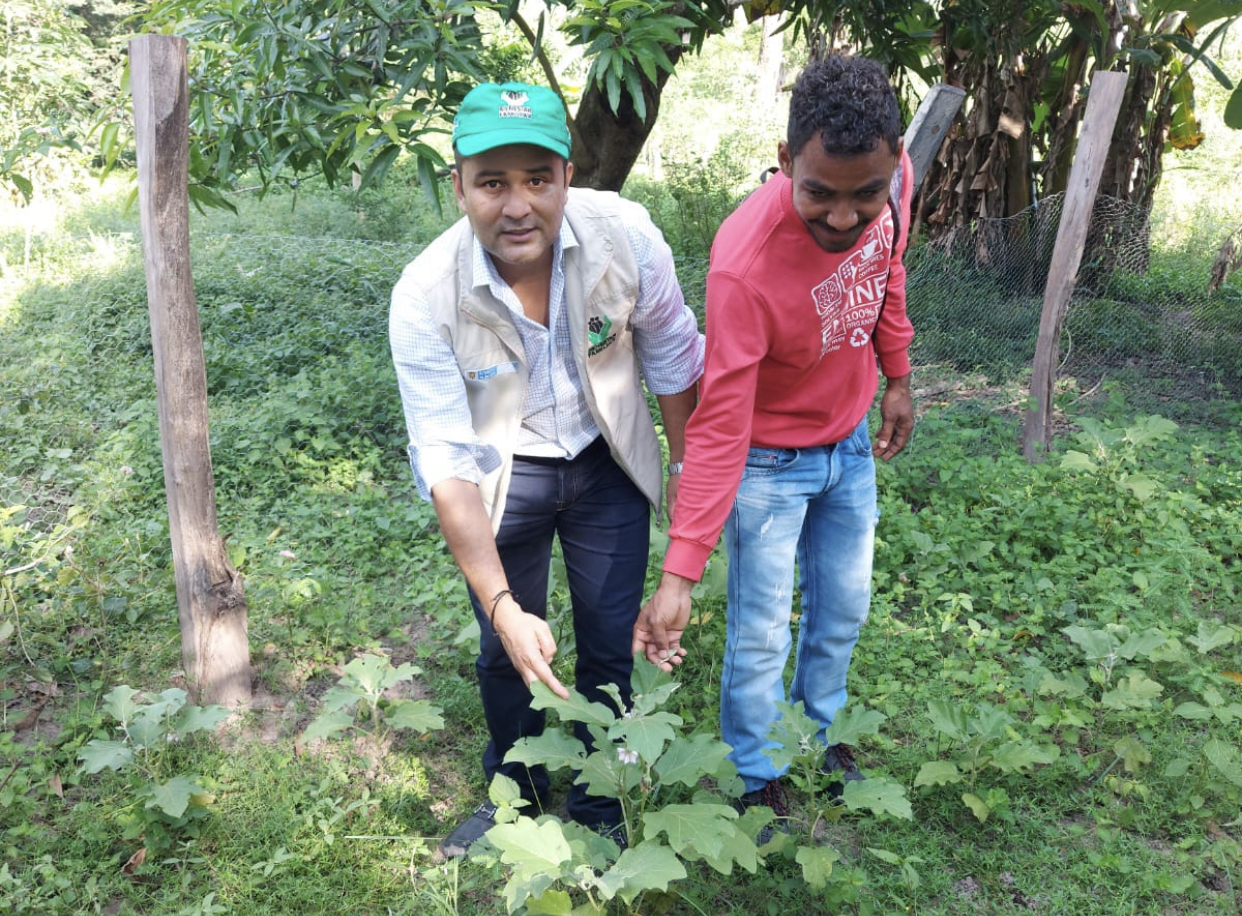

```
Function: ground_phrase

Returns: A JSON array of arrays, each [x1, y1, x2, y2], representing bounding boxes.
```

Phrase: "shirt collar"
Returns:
[[470, 218, 579, 292]]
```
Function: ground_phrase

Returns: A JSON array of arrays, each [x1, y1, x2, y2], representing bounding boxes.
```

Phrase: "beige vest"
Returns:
[[419, 189, 663, 530]]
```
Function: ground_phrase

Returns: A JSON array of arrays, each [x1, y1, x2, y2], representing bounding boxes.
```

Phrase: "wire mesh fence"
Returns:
[[907, 192, 1242, 415]]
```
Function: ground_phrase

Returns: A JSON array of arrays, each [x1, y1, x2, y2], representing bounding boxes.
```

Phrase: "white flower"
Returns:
[[617, 747, 639, 766], [279, 550, 297, 559], [120, 466, 133, 476]]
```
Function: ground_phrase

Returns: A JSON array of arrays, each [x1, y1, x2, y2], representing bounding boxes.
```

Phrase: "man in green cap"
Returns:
[[390, 81, 703, 856]]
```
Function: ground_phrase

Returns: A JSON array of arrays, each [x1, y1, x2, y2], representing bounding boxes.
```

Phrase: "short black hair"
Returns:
[[787, 56, 901, 159]]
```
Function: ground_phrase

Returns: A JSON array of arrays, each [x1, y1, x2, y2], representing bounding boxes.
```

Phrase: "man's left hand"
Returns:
[[873, 374, 913, 461]]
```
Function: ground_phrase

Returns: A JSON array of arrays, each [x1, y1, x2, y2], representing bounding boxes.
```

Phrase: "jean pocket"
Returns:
[[742, 446, 798, 475], [845, 419, 873, 456]]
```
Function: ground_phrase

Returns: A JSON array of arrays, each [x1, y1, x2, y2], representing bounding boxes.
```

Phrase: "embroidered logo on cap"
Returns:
[[499, 90, 533, 119]]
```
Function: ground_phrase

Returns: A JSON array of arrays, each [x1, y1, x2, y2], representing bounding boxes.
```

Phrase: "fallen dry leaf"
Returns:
[[121, 847, 146, 876]]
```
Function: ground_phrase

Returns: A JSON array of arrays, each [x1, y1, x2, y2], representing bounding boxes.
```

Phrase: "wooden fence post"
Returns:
[[130, 35, 251, 708], [1022, 70, 1129, 462], [905, 84, 966, 196]]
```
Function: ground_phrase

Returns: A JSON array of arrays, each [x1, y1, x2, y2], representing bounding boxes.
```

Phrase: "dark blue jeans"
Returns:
[[468, 436, 649, 828]]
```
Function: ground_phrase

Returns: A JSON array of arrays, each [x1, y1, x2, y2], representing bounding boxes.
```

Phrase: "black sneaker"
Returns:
[[734, 779, 790, 845], [440, 801, 498, 857], [821, 743, 865, 797]]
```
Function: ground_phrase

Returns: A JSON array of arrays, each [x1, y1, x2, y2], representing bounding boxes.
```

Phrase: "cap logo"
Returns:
[[498, 90, 532, 119]]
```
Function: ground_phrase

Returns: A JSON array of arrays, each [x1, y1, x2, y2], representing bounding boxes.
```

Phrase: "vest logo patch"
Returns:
[[587, 315, 617, 357]]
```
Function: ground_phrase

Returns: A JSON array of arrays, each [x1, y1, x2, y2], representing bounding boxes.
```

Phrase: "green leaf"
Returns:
[[1188, 621, 1237, 653], [148, 775, 202, 819], [988, 741, 1055, 773], [645, 803, 739, 859], [488, 773, 525, 809], [1062, 625, 1117, 661], [301, 709, 355, 743], [655, 734, 731, 787], [840, 775, 912, 820], [823, 705, 888, 747], [623, 67, 646, 122], [129, 690, 187, 748], [1225, 83, 1242, 129], [78, 739, 134, 774], [507, 730, 587, 773], [1204, 739, 1242, 788], [359, 143, 401, 192], [177, 704, 232, 737], [796, 844, 841, 889], [1173, 702, 1213, 721], [763, 700, 821, 771], [577, 743, 642, 798], [529, 682, 617, 726], [1120, 473, 1158, 502], [629, 661, 680, 715], [342, 654, 403, 696], [597, 842, 687, 905], [1060, 450, 1097, 471], [1101, 673, 1164, 710], [1039, 669, 1089, 698], [320, 685, 362, 714], [630, 654, 676, 700], [487, 818, 573, 873], [609, 710, 679, 763], [867, 846, 904, 865], [102, 685, 142, 725], [689, 816, 761, 874], [962, 792, 991, 822], [914, 760, 962, 787], [1168, 66, 1205, 151], [1114, 735, 1152, 774], [971, 703, 1014, 741], [926, 698, 969, 741], [523, 889, 573, 914], [385, 699, 444, 733]]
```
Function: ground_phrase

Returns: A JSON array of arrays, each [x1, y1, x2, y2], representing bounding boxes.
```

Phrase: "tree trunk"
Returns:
[[757, 13, 786, 105], [130, 34, 252, 709], [570, 66, 678, 191]]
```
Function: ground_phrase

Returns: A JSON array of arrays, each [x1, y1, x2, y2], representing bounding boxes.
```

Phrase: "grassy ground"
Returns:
[[2, 146, 1241, 916]]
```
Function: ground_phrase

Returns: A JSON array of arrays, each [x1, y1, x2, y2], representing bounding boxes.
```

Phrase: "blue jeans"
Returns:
[[469, 436, 649, 828], [721, 418, 877, 792]]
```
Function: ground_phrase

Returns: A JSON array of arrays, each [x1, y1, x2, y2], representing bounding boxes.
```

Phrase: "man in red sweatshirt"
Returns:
[[633, 55, 915, 823]]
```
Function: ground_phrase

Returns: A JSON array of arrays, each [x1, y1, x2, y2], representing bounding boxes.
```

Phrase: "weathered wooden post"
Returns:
[[130, 34, 251, 707], [1022, 70, 1129, 461], [905, 84, 966, 196]]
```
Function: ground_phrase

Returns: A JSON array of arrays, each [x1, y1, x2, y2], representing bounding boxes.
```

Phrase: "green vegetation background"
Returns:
[[3, 22, 1242, 916]]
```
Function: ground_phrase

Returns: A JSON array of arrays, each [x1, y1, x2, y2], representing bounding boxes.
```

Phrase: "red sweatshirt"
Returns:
[[664, 151, 915, 581]]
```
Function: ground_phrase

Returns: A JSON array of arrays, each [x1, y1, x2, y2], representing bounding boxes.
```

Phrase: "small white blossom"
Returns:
[[120, 466, 133, 476], [279, 550, 297, 559], [617, 747, 639, 766]]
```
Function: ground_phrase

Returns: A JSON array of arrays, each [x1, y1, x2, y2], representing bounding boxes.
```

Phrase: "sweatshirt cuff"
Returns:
[[879, 350, 912, 380], [663, 538, 712, 582]]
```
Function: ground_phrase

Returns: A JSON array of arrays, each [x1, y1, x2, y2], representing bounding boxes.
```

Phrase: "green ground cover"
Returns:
[[1, 159, 1241, 915]]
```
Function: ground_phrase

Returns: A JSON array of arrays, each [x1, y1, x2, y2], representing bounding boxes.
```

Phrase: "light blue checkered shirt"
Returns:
[[390, 195, 704, 500]]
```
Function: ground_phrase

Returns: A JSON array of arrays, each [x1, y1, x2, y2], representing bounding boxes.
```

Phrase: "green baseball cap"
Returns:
[[452, 82, 572, 160]]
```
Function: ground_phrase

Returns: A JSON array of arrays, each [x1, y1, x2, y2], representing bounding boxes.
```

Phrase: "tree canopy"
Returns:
[[6, 0, 1241, 229]]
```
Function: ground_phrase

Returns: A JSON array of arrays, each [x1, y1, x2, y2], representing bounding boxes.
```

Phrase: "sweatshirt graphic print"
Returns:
[[811, 218, 894, 357]]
